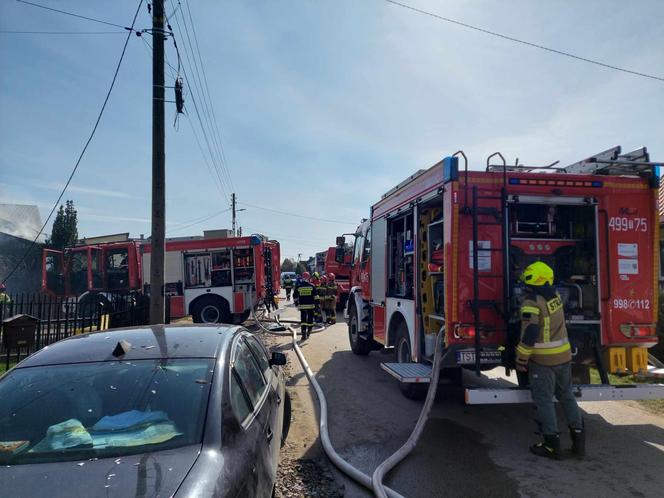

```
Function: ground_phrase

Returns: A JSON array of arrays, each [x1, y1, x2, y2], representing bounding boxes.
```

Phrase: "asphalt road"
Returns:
[[270, 294, 664, 498]]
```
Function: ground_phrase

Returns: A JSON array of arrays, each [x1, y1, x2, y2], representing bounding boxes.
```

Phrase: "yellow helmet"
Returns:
[[520, 261, 554, 287]]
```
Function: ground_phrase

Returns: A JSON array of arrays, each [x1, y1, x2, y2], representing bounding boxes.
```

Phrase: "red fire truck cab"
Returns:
[[320, 245, 353, 310], [343, 146, 664, 403], [43, 234, 280, 324]]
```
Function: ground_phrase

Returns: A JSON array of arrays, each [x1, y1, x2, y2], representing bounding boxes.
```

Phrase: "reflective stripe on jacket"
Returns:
[[294, 283, 316, 310], [516, 292, 571, 367]]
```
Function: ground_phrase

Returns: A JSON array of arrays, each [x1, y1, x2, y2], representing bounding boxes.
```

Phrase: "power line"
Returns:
[[1, 0, 144, 286], [238, 202, 357, 225], [183, 0, 234, 192], [172, 4, 232, 195], [382, 0, 664, 83], [166, 207, 231, 234], [0, 30, 126, 35], [15, 0, 136, 32], [169, 9, 230, 202]]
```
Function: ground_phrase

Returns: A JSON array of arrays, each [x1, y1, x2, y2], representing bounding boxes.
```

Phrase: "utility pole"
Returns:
[[149, 0, 166, 325], [231, 193, 237, 236]]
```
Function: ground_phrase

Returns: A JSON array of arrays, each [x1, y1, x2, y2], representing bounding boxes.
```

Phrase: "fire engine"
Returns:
[[341, 146, 664, 402], [315, 245, 354, 310], [42, 232, 280, 324]]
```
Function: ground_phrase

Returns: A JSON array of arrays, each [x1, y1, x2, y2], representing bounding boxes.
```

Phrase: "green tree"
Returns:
[[281, 258, 295, 272], [49, 200, 78, 249], [295, 262, 308, 275]]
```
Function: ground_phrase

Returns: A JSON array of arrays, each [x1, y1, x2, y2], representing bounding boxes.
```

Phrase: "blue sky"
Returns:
[[1, 0, 663, 262]]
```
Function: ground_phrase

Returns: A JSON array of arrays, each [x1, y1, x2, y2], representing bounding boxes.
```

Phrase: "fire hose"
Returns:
[[251, 299, 446, 498]]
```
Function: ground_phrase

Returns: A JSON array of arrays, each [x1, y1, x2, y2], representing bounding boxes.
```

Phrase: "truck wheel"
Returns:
[[192, 296, 231, 324], [348, 305, 370, 355], [395, 323, 427, 400]]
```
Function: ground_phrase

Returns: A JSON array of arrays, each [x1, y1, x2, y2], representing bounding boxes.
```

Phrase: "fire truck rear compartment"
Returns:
[[508, 201, 601, 370]]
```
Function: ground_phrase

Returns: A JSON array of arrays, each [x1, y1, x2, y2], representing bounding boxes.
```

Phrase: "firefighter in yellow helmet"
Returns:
[[516, 261, 584, 460], [0, 283, 10, 305]]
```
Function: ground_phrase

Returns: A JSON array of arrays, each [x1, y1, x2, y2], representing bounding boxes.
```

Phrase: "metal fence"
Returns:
[[0, 292, 149, 370]]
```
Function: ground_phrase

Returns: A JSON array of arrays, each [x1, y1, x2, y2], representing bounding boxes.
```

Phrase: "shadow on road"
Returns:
[[300, 331, 664, 497]]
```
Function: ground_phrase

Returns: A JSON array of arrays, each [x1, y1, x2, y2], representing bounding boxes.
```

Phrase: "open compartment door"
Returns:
[[42, 249, 65, 295]]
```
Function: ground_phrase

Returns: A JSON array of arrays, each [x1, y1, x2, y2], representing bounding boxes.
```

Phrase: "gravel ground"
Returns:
[[257, 326, 345, 498]]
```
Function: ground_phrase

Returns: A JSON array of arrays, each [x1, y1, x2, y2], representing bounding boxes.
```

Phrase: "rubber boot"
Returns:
[[530, 434, 561, 460], [569, 426, 585, 458]]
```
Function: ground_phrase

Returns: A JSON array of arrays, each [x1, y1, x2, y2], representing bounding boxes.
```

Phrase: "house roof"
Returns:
[[0, 204, 44, 242]]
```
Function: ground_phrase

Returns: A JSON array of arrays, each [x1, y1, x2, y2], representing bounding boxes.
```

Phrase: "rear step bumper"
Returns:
[[381, 362, 664, 404], [465, 384, 664, 404]]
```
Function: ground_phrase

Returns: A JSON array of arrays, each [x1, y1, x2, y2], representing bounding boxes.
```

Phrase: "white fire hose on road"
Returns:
[[371, 327, 445, 498], [251, 303, 405, 498], [251, 300, 444, 498]]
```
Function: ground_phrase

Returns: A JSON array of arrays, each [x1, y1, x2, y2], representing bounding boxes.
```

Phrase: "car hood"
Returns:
[[0, 444, 201, 498]]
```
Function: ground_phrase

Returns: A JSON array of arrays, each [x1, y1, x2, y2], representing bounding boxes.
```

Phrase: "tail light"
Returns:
[[619, 324, 657, 339], [454, 324, 477, 339]]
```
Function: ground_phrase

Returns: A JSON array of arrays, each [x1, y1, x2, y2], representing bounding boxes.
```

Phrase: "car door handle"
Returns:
[[265, 427, 274, 443]]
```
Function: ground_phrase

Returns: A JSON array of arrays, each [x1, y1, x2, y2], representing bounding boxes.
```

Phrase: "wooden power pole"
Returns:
[[149, 0, 166, 325]]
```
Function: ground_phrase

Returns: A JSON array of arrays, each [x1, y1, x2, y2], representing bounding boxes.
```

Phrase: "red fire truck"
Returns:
[[341, 146, 664, 402], [42, 233, 280, 323], [318, 245, 353, 310]]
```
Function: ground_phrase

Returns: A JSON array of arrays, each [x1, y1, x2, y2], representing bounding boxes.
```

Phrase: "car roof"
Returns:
[[16, 324, 239, 368]]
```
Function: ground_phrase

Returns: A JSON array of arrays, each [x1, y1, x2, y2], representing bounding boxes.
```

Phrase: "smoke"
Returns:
[[0, 204, 46, 243]]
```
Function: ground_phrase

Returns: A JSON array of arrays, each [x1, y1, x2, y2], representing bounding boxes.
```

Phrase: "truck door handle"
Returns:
[[275, 392, 281, 405], [265, 427, 274, 443]]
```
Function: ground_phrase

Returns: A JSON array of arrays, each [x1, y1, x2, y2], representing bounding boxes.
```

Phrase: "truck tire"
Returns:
[[395, 322, 427, 400], [348, 304, 371, 355], [192, 295, 231, 324]]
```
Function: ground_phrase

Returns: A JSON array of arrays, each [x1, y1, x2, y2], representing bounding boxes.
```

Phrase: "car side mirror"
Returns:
[[269, 351, 287, 366]]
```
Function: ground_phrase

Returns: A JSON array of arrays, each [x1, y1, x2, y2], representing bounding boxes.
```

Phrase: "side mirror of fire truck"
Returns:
[[335, 236, 346, 263], [336, 236, 346, 246]]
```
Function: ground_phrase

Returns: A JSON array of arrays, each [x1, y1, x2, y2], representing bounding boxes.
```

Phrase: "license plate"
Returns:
[[456, 350, 502, 365]]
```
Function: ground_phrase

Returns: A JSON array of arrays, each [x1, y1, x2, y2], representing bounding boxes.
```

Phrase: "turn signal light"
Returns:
[[619, 324, 657, 338]]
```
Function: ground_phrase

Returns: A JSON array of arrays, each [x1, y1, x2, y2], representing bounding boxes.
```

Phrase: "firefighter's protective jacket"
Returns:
[[326, 282, 337, 303], [294, 281, 316, 310], [516, 287, 571, 367]]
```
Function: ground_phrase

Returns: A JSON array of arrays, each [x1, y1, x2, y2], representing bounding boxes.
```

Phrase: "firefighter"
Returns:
[[293, 272, 315, 339], [516, 261, 584, 460], [325, 273, 337, 324], [284, 274, 294, 301], [0, 283, 10, 305], [312, 273, 324, 324]]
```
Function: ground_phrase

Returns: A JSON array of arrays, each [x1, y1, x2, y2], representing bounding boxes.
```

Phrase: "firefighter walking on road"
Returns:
[[325, 273, 337, 324], [293, 272, 315, 339], [516, 262, 585, 460], [284, 275, 293, 301]]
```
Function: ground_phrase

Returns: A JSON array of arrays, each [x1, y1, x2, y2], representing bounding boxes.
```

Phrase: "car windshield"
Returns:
[[0, 359, 215, 465]]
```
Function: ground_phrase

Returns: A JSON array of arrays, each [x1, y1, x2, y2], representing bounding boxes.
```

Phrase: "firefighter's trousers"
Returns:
[[325, 298, 336, 324], [529, 361, 583, 435], [314, 299, 322, 323], [299, 308, 314, 336], [285, 287, 292, 300]]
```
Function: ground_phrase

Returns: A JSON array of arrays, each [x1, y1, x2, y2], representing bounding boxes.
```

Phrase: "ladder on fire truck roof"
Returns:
[[484, 145, 659, 176]]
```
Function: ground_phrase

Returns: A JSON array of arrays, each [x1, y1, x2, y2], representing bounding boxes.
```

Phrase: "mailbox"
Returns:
[[2, 314, 38, 350]]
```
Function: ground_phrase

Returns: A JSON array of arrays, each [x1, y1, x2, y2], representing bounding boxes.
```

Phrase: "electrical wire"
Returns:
[[169, 12, 230, 202], [172, 4, 233, 196], [15, 0, 137, 32], [382, 0, 664, 83], [0, 30, 126, 35], [238, 202, 357, 225], [1, 0, 144, 286], [166, 207, 231, 234], [183, 0, 234, 192]]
